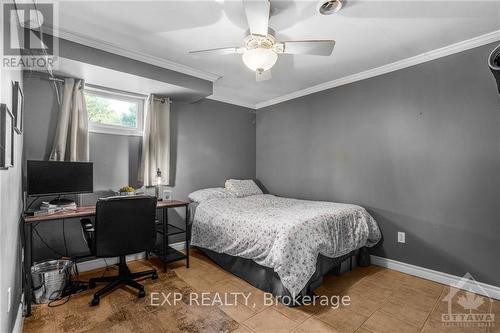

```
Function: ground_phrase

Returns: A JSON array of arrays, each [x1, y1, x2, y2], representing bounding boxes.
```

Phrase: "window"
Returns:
[[84, 87, 145, 136]]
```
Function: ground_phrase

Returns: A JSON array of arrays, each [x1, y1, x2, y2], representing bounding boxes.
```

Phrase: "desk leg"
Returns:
[[163, 208, 167, 273], [185, 205, 189, 269], [24, 223, 32, 316]]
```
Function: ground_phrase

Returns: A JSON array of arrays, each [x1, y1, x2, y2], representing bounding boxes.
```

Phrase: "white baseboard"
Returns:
[[13, 296, 24, 333], [76, 241, 186, 273], [371, 255, 500, 300]]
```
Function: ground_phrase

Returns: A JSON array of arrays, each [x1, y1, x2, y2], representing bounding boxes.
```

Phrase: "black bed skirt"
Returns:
[[197, 246, 366, 305]]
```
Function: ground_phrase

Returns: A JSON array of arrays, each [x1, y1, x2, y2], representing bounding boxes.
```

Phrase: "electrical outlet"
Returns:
[[397, 232, 406, 243], [7, 287, 11, 313]]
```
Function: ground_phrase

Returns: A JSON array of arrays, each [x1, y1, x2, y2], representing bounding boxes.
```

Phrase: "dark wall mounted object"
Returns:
[[0, 104, 14, 169], [489, 44, 500, 93], [12, 81, 23, 134]]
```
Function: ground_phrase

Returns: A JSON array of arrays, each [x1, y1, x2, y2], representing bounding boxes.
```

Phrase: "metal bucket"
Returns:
[[31, 259, 73, 304]]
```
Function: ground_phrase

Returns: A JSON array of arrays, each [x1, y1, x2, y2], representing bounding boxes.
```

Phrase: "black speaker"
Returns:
[[489, 44, 500, 93]]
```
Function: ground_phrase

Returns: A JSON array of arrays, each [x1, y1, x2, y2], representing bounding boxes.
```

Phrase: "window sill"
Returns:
[[89, 126, 143, 137]]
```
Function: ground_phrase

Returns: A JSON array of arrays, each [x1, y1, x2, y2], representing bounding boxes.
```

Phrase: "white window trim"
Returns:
[[85, 87, 146, 137]]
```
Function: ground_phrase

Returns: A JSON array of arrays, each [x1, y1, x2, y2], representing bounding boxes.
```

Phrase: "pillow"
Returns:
[[225, 179, 263, 197], [188, 187, 235, 203]]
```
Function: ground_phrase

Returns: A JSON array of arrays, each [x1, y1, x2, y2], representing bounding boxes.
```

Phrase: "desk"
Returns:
[[23, 200, 189, 316]]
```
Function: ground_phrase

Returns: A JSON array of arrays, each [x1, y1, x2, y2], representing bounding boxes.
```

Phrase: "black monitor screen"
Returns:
[[27, 160, 93, 196]]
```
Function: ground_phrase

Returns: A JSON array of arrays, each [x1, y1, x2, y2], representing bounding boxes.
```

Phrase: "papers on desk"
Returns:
[[40, 201, 77, 210], [28, 202, 78, 217]]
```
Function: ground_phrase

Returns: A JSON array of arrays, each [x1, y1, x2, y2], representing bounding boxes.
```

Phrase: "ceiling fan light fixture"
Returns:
[[242, 47, 278, 72], [317, 0, 342, 15]]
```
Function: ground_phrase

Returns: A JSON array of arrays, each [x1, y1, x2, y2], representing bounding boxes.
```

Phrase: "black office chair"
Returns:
[[81, 195, 158, 306]]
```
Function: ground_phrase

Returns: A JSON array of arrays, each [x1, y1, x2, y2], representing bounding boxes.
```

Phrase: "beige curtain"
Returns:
[[49, 78, 89, 161], [138, 95, 170, 187]]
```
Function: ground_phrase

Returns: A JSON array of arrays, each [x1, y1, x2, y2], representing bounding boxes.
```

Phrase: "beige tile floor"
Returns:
[[25, 248, 500, 333]]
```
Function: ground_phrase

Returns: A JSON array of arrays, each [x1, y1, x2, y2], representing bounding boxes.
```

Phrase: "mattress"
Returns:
[[190, 194, 381, 296]]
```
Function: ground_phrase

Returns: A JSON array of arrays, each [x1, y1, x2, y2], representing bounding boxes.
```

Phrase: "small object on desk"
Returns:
[[162, 189, 172, 201], [25, 201, 77, 217], [41, 201, 77, 210], [155, 168, 163, 200], [26, 207, 63, 217], [118, 185, 136, 196], [24, 205, 96, 222]]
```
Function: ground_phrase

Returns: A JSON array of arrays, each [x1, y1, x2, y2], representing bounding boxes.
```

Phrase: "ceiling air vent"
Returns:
[[317, 0, 343, 15]]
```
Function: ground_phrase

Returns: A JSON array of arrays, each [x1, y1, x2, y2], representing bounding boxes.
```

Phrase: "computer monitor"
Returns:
[[27, 160, 93, 205]]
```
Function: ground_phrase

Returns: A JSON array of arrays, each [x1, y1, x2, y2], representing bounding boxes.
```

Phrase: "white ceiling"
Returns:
[[56, 0, 500, 108]]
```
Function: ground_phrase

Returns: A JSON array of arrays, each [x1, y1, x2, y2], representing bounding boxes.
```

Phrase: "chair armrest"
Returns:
[[80, 218, 95, 252], [81, 218, 95, 232]]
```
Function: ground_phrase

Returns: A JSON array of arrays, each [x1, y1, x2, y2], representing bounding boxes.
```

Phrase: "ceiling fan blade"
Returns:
[[256, 69, 272, 82], [243, 0, 270, 36], [278, 40, 335, 56], [189, 47, 244, 55]]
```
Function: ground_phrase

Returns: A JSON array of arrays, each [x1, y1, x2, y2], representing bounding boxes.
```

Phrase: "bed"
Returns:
[[188, 191, 381, 304]]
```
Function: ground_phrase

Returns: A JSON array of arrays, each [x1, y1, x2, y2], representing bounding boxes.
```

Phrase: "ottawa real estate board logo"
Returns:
[[441, 273, 495, 329], [2, 1, 58, 70]]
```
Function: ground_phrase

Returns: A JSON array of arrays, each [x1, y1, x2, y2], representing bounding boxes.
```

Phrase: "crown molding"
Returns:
[[206, 94, 256, 109], [55, 27, 221, 82], [54, 27, 256, 109], [255, 30, 500, 109], [52, 27, 499, 110]]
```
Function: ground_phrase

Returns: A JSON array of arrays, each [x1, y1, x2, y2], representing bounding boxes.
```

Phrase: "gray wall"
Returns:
[[256, 43, 500, 286], [0, 64, 24, 332], [169, 99, 256, 199], [23, 75, 256, 260]]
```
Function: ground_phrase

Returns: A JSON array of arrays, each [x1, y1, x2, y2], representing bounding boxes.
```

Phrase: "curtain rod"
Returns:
[[48, 77, 169, 103]]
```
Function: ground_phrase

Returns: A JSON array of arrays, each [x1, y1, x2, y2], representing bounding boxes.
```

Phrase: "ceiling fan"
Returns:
[[189, 0, 336, 81]]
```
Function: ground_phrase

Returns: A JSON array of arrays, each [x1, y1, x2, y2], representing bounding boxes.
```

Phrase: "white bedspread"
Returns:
[[190, 194, 381, 296]]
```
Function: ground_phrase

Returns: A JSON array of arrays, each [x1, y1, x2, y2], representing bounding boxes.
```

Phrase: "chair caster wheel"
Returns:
[[90, 297, 100, 306], [152, 272, 158, 280], [89, 281, 96, 289], [138, 289, 145, 298]]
